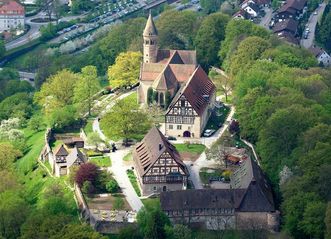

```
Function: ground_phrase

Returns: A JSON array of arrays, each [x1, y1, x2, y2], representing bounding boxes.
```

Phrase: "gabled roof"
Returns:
[[152, 65, 178, 91], [244, 3, 260, 13], [161, 157, 275, 213], [156, 50, 197, 65], [230, 157, 275, 212], [233, 9, 251, 19], [143, 12, 157, 36], [54, 144, 69, 157], [133, 126, 187, 177], [167, 66, 216, 116], [161, 189, 246, 211], [278, 0, 307, 13], [66, 147, 86, 167], [273, 19, 298, 34], [277, 31, 299, 45], [309, 46, 328, 58]]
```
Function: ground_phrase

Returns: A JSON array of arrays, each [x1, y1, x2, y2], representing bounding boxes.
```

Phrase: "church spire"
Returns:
[[143, 11, 158, 37], [143, 11, 158, 63]]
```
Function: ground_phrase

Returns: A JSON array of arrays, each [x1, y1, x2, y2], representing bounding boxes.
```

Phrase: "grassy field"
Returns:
[[89, 156, 112, 167], [174, 143, 206, 154], [126, 169, 141, 197], [15, 129, 77, 215]]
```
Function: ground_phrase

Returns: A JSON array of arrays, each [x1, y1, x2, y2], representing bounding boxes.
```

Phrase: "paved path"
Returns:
[[183, 106, 236, 189], [92, 90, 143, 212], [300, 2, 327, 49], [259, 7, 273, 29]]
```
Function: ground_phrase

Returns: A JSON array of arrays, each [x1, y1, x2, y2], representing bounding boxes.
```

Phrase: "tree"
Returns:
[[0, 93, 33, 121], [147, 87, 153, 105], [0, 190, 29, 239], [200, 0, 223, 14], [220, 1, 235, 15], [108, 51, 142, 89], [75, 163, 98, 187], [47, 105, 77, 130], [0, 171, 19, 193], [81, 180, 95, 195], [325, 202, 331, 239], [195, 13, 230, 69], [34, 69, 80, 116], [74, 65, 100, 116], [0, 143, 22, 171], [153, 91, 158, 103], [101, 98, 151, 144], [209, 71, 232, 102], [49, 223, 106, 239], [316, 9, 331, 52], [28, 114, 45, 132], [137, 206, 170, 239], [106, 179, 119, 193], [166, 224, 192, 239], [118, 225, 142, 239], [87, 132, 103, 149], [0, 39, 5, 58], [156, 10, 200, 49], [299, 201, 326, 238]]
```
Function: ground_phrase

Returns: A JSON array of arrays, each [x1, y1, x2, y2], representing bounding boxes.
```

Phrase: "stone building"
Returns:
[[138, 13, 216, 138], [51, 144, 87, 177], [0, 0, 24, 32], [133, 126, 189, 196], [160, 157, 279, 231]]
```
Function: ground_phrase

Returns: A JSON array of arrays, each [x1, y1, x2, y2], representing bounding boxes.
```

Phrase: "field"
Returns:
[[174, 143, 206, 161]]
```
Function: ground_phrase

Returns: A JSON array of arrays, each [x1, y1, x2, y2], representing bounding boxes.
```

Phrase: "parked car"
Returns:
[[203, 129, 216, 137], [167, 136, 177, 141]]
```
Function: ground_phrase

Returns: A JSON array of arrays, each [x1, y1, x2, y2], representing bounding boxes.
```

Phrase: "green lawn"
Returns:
[[174, 143, 206, 154], [126, 169, 141, 197], [141, 197, 160, 209], [89, 156, 112, 167], [123, 152, 132, 162]]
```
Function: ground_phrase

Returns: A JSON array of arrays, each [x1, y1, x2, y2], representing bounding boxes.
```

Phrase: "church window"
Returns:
[[169, 124, 173, 129], [177, 125, 182, 130], [181, 100, 185, 107], [145, 40, 149, 44]]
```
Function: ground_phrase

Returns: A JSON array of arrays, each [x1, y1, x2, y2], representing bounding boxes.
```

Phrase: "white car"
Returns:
[[203, 129, 216, 137]]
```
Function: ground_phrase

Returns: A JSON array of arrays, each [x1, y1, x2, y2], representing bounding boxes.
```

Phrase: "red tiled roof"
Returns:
[[0, 0, 24, 16]]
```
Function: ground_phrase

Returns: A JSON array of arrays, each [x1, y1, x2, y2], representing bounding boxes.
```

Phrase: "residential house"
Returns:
[[309, 46, 331, 67], [138, 13, 217, 138], [51, 144, 87, 177], [0, 0, 24, 32], [160, 157, 279, 231], [132, 126, 189, 196], [276, 0, 307, 20], [243, 3, 260, 18], [233, 9, 251, 19], [273, 19, 299, 44]]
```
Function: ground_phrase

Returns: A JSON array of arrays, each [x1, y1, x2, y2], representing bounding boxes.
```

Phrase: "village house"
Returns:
[[309, 46, 331, 67], [273, 19, 299, 45], [0, 0, 24, 32], [138, 13, 216, 138], [160, 157, 279, 231], [242, 2, 260, 18], [132, 126, 189, 196], [233, 9, 251, 19], [276, 0, 307, 20], [50, 144, 87, 177]]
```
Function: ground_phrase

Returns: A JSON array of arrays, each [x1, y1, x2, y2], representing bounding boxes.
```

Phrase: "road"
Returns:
[[300, 2, 327, 49], [259, 7, 273, 29]]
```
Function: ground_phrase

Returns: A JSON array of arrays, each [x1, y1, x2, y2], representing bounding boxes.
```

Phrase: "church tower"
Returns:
[[143, 12, 158, 63]]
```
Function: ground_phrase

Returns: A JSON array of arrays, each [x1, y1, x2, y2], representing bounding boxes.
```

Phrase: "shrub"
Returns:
[[106, 179, 119, 193], [75, 163, 98, 187]]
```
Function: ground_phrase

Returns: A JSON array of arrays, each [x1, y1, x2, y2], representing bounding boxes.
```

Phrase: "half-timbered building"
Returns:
[[133, 126, 189, 196], [165, 66, 216, 138], [138, 13, 217, 138]]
